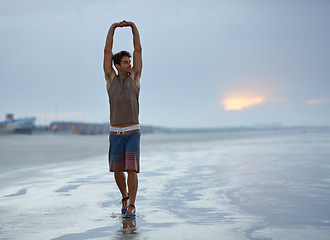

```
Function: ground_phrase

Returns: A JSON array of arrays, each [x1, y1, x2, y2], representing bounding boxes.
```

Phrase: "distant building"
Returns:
[[0, 114, 36, 134]]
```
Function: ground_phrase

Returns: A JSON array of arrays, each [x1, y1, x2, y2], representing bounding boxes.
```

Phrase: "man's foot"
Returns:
[[124, 204, 136, 218], [121, 195, 129, 215]]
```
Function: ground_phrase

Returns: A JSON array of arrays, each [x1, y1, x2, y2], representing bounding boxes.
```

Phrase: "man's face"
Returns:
[[118, 56, 132, 74]]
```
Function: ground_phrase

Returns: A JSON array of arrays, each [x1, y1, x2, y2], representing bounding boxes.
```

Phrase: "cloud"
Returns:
[[270, 98, 287, 103], [221, 97, 264, 110], [306, 98, 330, 104], [1, 1, 330, 127]]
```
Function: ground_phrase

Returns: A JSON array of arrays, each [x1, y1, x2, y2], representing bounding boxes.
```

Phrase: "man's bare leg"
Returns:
[[127, 171, 138, 212], [114, 172, 128, 197], [114, 172, 129, 210]]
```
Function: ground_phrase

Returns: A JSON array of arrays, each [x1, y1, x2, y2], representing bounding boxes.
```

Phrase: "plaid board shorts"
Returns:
[[108, 128, 141, 173]]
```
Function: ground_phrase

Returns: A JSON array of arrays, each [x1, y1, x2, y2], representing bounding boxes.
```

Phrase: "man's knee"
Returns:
[[127, 170, 137, 176], [114, 171, 125, 178]]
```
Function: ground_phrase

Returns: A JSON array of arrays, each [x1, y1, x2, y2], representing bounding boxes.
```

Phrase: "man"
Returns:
[[103, 20, 142, 218]]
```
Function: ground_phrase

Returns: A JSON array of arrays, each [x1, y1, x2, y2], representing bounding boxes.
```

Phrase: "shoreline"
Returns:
[[1, 129, 330, 239]]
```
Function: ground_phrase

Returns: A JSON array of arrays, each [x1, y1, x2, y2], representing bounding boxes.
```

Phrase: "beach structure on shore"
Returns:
[[0, 114, 36, 134], [50, 121, 109, 135], [49, 121, 154, 135]]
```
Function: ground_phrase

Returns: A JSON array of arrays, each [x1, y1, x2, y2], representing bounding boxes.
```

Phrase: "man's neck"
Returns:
[[118, 73, 129, 79]]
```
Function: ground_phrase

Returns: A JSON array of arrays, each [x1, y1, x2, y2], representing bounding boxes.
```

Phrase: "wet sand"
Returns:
[[0, 129, 330, 239]]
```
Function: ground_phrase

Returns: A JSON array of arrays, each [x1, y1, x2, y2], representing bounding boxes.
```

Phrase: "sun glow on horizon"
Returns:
[[306, 98, 330, 104], [221, 97, 264, 110]]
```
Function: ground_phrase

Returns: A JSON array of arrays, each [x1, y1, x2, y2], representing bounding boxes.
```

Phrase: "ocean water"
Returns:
[[0, 128, 330, 240]]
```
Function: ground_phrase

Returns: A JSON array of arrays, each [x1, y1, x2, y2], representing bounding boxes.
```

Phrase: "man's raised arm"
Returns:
[[131, 22, 142, 79], [103, 22, 121, 83], [121, 21, 142, 85]]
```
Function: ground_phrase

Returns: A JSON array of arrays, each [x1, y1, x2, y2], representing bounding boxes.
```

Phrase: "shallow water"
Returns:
[[0, 128, 330, 239]]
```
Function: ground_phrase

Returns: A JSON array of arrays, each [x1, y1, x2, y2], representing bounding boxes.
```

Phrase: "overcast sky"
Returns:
[[1, 0, 329, 128]]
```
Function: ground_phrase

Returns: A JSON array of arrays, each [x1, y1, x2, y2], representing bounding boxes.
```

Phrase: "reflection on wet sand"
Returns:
[[118, 218, 137, 237]]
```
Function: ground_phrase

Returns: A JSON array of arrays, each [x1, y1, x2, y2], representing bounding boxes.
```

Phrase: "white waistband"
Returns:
[[110, 124, 140, 132]]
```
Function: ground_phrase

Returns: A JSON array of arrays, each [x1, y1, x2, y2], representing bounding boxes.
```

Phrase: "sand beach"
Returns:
[[0, 128, 330, 239]]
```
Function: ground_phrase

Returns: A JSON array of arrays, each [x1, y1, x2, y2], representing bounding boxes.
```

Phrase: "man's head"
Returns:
[[113, 51, 132, 75]]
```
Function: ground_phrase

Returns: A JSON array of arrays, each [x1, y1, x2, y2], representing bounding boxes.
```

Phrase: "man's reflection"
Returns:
[[120, 218, 137, 235]]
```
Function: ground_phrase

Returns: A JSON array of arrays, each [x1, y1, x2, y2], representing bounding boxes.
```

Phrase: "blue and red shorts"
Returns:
[[108, 126, 141, 173]]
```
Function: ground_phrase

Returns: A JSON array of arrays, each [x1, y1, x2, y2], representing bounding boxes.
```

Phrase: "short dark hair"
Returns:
[[112, 51, 132, 66]]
